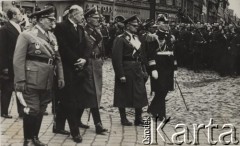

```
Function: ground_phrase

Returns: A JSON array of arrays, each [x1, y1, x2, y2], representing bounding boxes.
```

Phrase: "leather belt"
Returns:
[[156, 51, 173, 56], [123, 56, 140, 62], [26, 55, 55, 65], [90, 54, 101, 59]]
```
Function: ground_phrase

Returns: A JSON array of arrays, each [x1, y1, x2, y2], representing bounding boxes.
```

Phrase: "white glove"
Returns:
[[120, 76, 126, 83], [15, 92, 30, 114], [151, 70, 158, 79], [74, 58, 86, 69]]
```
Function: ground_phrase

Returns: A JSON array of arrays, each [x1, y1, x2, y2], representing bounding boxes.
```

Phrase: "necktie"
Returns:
[[74, 24, 77, 31]]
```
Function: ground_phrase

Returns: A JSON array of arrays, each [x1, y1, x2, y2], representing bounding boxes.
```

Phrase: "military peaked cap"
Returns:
[[123, 15, 140, 25], [143, 19, 155, 29], [84, 7, 99, 19], [157, 24, 169, 33], [114, 15, 125, 23], [31, 6, 55, 20], [157, 14, 168, 22]]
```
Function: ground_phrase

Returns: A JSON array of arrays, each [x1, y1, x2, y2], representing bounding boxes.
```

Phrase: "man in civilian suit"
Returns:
[[54, 5, 88, 142], [0, 7, 24, 118]]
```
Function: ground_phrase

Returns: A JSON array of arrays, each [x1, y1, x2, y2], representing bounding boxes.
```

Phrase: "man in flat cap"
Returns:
[[54, 4, 88, 143], [13, 6, 64, 146], [112, 15, 148, 126]]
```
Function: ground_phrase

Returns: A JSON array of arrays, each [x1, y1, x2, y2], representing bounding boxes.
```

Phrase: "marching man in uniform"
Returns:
[[112, 15, 148, 126], [146, 23, 177, 121], [13, 7, 64, 146]]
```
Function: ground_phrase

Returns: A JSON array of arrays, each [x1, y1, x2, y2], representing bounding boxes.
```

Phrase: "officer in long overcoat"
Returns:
[[112, 15, 148, 126], [146, 23, 176, 120], [13, 7, 64, 146], [76, 7, 107, 134]]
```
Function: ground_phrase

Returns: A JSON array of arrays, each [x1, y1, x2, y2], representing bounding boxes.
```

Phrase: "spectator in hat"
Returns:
[[13, 6, 64, 146], [112, 15, 148, 126]]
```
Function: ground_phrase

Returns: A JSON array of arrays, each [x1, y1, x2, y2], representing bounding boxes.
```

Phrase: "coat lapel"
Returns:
[[66, 19, 79, 39], [6, 22, 19, 36]]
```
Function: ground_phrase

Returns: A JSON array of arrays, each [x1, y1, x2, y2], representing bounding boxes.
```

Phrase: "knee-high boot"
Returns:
[[23, 114, 36, 146], [119, 108, 132, 126], [23, 114, 36, 140], [134, 108, 144, 126], [32, 114, 47, 146], [34, 114, 43, 138]]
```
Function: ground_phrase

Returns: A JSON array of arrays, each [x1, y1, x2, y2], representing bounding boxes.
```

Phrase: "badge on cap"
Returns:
[[35, 42, 40, 49], [35, 50, 41, 55]]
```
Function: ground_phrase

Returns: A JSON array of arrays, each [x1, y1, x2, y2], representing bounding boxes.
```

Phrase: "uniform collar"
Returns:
[[35, 24, 47, 35]]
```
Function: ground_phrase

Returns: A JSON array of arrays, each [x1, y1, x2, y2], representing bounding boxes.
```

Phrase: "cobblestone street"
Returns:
[[1, 59, 240, 146]]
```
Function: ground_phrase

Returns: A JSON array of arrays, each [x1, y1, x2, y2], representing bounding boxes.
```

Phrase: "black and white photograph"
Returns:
[[0, 0, 240, 145]]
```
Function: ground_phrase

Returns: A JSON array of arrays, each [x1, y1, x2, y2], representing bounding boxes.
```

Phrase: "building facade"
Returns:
[[1, 0, 180, 23], [1, 0, 237, 24]]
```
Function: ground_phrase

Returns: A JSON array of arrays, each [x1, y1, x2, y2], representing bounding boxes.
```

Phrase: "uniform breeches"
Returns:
[[148, 89, 168, 119], [23, 88, 51, 116]]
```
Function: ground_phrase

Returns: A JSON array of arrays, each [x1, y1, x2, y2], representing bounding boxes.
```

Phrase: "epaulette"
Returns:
[[146, 33, 158, 42], [118, 32, 131, 42]]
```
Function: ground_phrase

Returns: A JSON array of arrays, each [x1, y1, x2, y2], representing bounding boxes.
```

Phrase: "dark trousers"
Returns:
[[119, 107, 142, 121], [1, 79, 12, 115], [148, 89, 168, 120], [52, 87, 67, 131], [58, 102, 80, 137], [54, 101, 67, 130], [76, 107, 102, 125], [90, 108, 101, 125], [23, 113, 43, 139], [0, 79, 23, 116]]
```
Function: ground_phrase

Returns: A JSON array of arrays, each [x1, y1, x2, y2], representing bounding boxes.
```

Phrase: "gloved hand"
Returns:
[[74, 58, 86, 70], [120, 76, 126, 83], [58, 79, 65, 89], [15, 91, 30, 115], [152, 70, 158, 79]]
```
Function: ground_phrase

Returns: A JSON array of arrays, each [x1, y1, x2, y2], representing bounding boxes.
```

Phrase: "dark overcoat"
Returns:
[[75, 25, 104, 108], [112, 32, 148, 108], [54, 19, 88, 107], [146, 33, 175, 92], [0, 22, 21, 80]]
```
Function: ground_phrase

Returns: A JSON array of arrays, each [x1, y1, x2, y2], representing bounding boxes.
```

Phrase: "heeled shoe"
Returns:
[[32, 137, 48, 146], [79, 122, 90, 129], [121, 119, 133, 126], [134, 118, 144, 126], [73, 135, 82, 143], [53, 128, 70, 135], [95, 123, 108, 134]]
